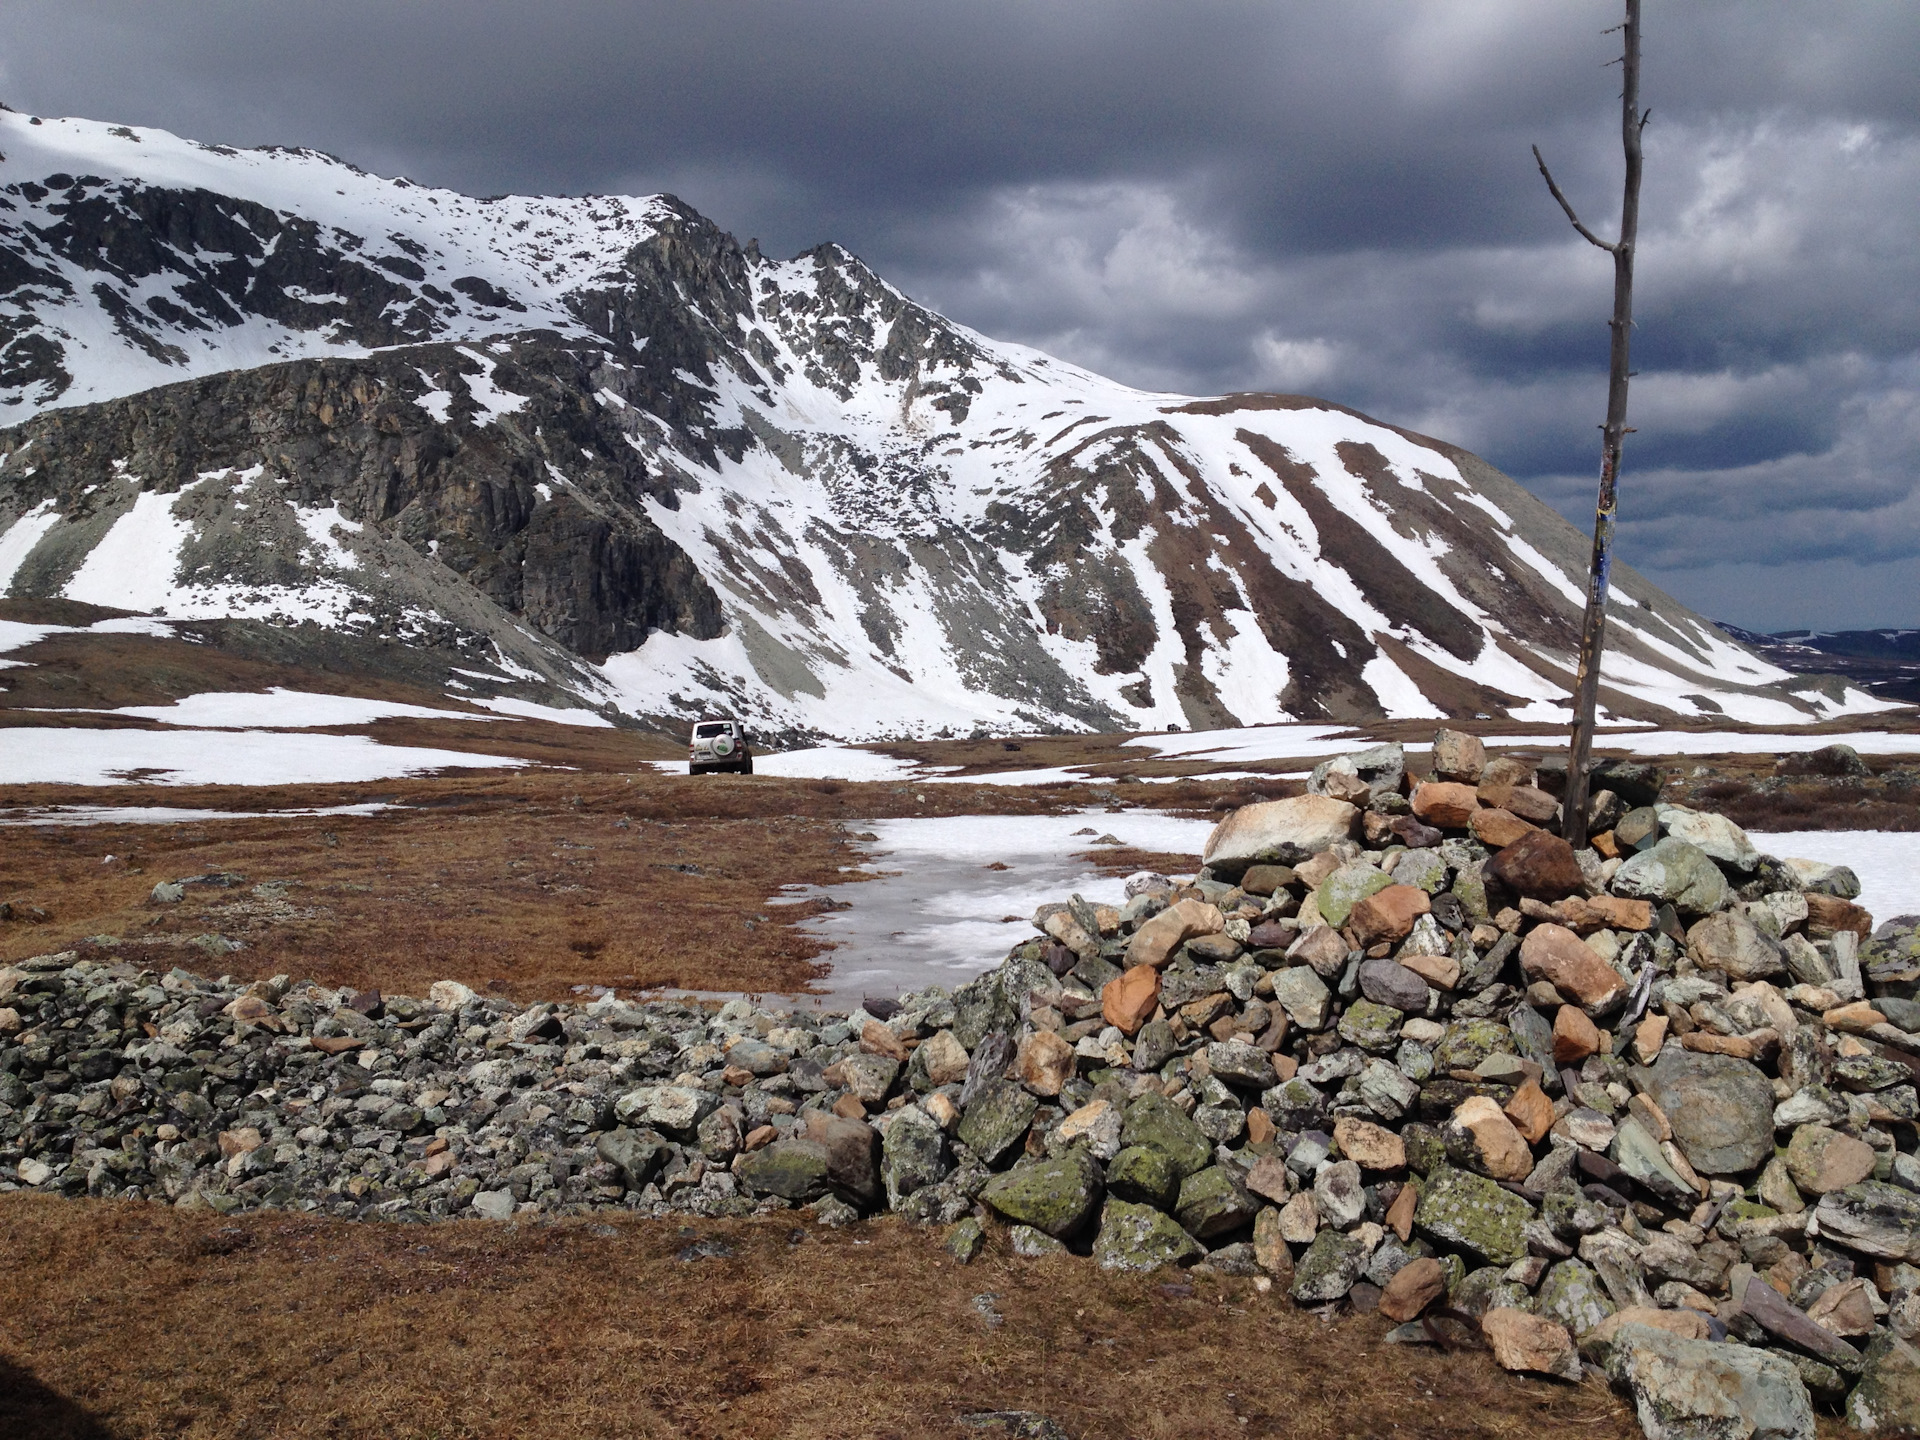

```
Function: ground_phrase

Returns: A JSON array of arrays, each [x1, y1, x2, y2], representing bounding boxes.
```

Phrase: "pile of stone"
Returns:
[[5, 730, 1920, 1439]]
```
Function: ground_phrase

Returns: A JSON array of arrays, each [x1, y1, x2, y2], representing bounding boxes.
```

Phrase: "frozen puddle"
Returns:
[[783, 810, 1216, 1000]]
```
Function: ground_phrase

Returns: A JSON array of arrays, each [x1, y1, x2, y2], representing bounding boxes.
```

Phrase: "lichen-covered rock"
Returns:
[[1848, 1332, 1920, 1434], [1175, 1165, 1259, 1241], [737, 1138, 832, 1202], [881, 1106, 953, 1209], [1290, 1229, 1370, 1302], [1120, 1092, 1212, 1180], [1336, 998, 1405, 1053], [1413, 1164, 1533, 1266], [1643, 1048, 1775, 1175], [1534, 1257, 1617, 1337], [1813, 1181, 1920, 1262], [1318, 863, 1394, 928], [1105, 1144, 1180, 1210], [980, 1150, 1103, 1238], [1612, 837, 1731, 917], [1093, 1198, 1205, 1271], [957, 1079, 1039, 1166], [1601, 1322, 1814, 1440]]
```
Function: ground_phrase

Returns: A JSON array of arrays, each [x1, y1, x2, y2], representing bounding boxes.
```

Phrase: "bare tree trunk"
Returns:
[[1533, 0, 1648, 844]]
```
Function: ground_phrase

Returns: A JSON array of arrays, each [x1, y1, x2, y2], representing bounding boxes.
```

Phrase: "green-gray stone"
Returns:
[[1094, 1197, 1206, 1271], [1536, 1258, 1617, 1337], [1337, 998, 1405, 1054], [1451, 1265, 1532, 1318], [1608, 1115, 1699, 1205], [1318, 864, 1393, 927], [1009, 1224, 1069, 1258], [1132, 1018, 1175, 1073], [1401, 1125, 1446, 1175], [1174, 1165, 1258, 1240], [979, 1150, 1103, 1238], [1432, 1018, 1511, 1073], [1394, 849, 1449, 894], [1506, 1005, 1556, 1075], [1847, 1331, 1920, 1433], [1105, 1144, 1180, 1210], [947, 1216, 985, 1264], [1119, 1092, 1212, 1180], [958, 1079, 1039, 1166], [881, 1106, 953, 1208], [1643, 1048, 1776, 1175], [1413, 1164, 1534, 1266], [1611, 836, 1731, 917], [594, 1127, 664, 1191], [1290, 1229, 1369, 1302], [737, 1138, 831, 1202], [1450, 865, 1492, 923]]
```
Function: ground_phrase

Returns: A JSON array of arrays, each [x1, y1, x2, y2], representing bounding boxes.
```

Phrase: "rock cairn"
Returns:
[[6, 731, 1920, 1437]]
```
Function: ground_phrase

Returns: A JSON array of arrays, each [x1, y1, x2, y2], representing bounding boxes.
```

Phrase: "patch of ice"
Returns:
[[0, 499, 60, 592], [792, 810, 1214, 997], [1747, 830, 1920, 924], [0, 802, 399, 827], [43, 687, 492, 729], [472, 696, 613, 727], [0, 727, 528, 786]]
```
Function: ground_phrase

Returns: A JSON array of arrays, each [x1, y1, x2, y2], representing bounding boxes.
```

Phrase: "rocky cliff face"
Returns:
[[0, 113, 1890, 738]]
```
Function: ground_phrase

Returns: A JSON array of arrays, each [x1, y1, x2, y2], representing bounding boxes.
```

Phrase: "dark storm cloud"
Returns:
[[6, 1, 1918, 628]]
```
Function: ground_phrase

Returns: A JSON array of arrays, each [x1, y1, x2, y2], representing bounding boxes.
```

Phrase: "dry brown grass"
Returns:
[[0, 769, 1200, 1001], [0, 1195, 1642, 1440]]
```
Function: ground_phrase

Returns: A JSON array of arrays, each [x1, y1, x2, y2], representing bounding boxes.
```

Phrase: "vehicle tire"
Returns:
[[689, 763, 706, 776], [739, 757, 753, 775]]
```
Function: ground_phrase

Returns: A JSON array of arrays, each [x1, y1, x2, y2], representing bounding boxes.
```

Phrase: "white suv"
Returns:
[[688, 719, 754, 775]]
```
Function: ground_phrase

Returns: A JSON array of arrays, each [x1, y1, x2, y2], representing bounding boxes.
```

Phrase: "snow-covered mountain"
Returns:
[[0, 113, 1893, 738]]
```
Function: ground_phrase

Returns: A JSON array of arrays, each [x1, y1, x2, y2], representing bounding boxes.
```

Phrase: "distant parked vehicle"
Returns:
[[689, 718, 753, 775]]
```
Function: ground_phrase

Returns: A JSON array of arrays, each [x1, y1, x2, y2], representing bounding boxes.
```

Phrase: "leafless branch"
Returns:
[[1531, 145, 1618, 253]]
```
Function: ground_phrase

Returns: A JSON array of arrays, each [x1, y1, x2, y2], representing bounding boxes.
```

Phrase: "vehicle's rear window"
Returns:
[[693, 724, 730, 738]]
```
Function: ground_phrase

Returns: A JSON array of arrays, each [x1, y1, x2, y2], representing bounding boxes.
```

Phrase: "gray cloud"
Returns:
[[4, 0, 1917, 628]]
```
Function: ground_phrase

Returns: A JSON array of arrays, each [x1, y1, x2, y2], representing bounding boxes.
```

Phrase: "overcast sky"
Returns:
[[6, 1, 1918, 630]]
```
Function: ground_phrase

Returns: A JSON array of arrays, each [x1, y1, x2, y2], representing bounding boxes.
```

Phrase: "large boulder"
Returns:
[[1600, 1322, 1814, 1440], [881, 1106, 953, 1208], [800, 1110, 883, 1207], [1119, 1092, 1213, 1180], [1687, 912, 1787, 983], [1811, 1181, 1920, 1262], [1849, 1333, 1920, 1434], [979, 1150, 1103, 1238], [957, 1079, 1039, 1166], [737, 1137, 832, 1202], [594, 1127, 666, 1191], [1290, 1229, 1371, 1302], [1413, 1164, 1533, 1266], [1485, 831, 1586, 902], [1093, 1198, 1205, 1271], [1310, 743, 1407, 802], [1125, 898, 1225, 969], [1175, 1165, 1260, 1240], [1658, 803, 1761, 872], [1643, 1048, 1775, 1175], [1202, 796, 1361, 879], [1612, 837, 1731, 917]]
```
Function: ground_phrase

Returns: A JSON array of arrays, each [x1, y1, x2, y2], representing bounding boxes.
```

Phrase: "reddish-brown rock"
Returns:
[[1550, 894, 1655, 933], [1013, 1029, 1076, 1096], [1469, 807, 1537, 849], [1480, 1309, 1579, 1379], [1348, 885, 1431, 948], [1410, 781, 1480, 828], [1385, 1181, 1418, 1242], [1519, 924, 1627, 1010], [860, 1019, 910, 1061], [1333, 1116, 1406, 1171], [1448, 1096, 1533, 1181], [1102, 964, 1161, 1035], [1379, 1257, 1448, 1322], [1552, 1004, 1602, 1065], [1805, 893, 1873, 940], [1503, 1078, 1555, 1145], [1485, 831, 1585, 902], [1126, 897, 1226, 969]]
